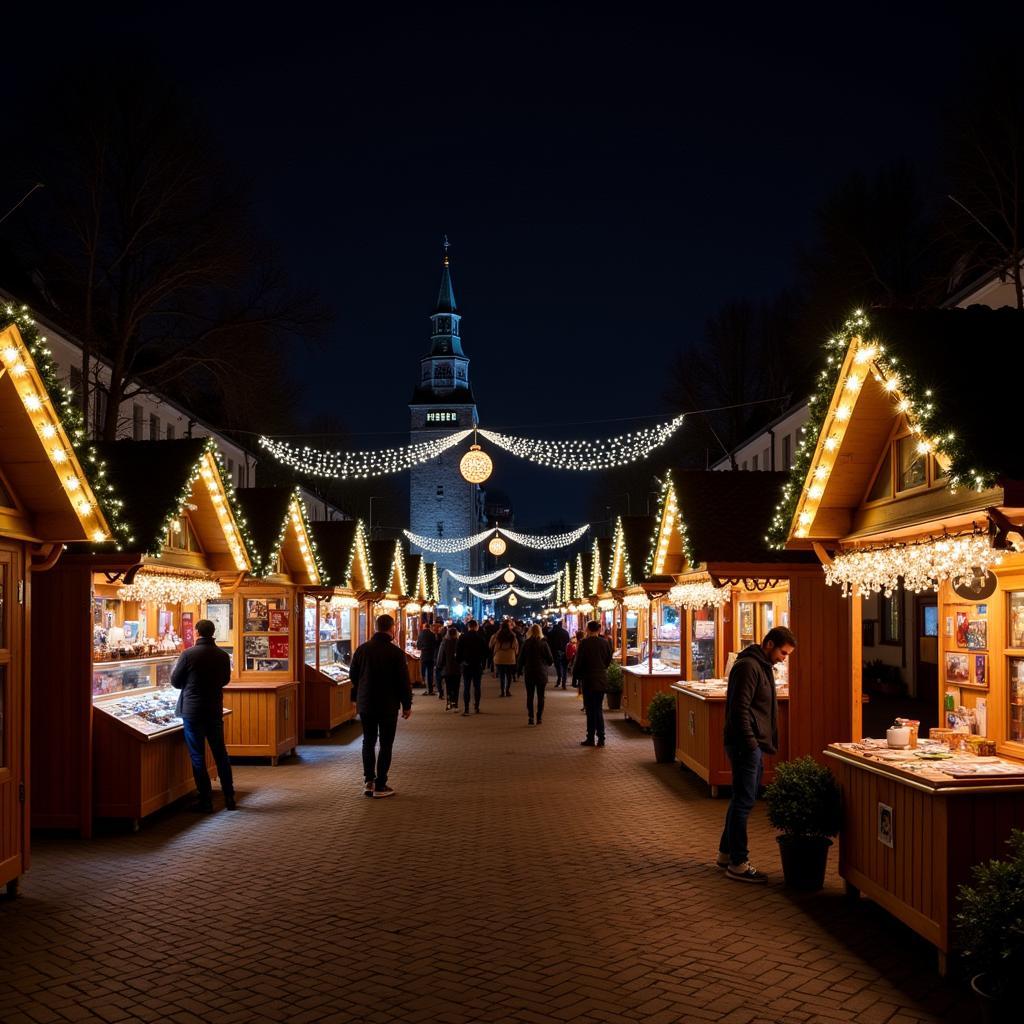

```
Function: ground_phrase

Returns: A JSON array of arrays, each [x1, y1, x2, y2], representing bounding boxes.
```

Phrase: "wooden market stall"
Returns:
[[303, 519, 374, 734], [31, 438, 253, 834], [586, 537, 617, 642], [228, 487, 325, 761], [0, 315, 114, 892], [777, 306, 1024, 971], [643, 471, 818, 793], [369, 539, 421, 683]]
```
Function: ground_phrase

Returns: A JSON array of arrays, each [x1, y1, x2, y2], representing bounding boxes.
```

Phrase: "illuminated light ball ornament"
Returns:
[[459, 442, 493, 484], [503, 570, 516, 584], [508, 593, 518, 607], [488, 535, 507, 557]]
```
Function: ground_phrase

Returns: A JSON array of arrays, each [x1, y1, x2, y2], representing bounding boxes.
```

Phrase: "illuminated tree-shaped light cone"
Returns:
[[508, 593, 518, 607], [488, 535, 507, 557], [503, 570, 516, 583], [460, 443, 493, 484]]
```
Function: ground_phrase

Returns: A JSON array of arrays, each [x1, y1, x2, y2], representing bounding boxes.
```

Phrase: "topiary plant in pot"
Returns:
[[647, 690, 676, 763], [955, 828, 1024, 1023], [605, 661, 623, 710], [764, 756, 841, 891]]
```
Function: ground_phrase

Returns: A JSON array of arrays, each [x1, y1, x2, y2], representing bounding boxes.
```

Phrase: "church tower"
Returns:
[[409, 241, 482, 615]]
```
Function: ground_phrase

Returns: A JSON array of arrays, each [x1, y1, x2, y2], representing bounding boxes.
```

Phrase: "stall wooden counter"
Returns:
[[672, 681, 789, 796], [405, 646, 423, 685], [622, 663, 682, 729], [223, 679, 299, 764], [825, 741, 1024, 973]]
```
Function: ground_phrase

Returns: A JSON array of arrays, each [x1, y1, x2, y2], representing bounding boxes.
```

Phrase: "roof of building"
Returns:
[[619, 515, 655, 586], [308, 521, 361, 587], [435, 259, 457, 314], [673, 470, 818, 565], [232, 488, 295, 565]]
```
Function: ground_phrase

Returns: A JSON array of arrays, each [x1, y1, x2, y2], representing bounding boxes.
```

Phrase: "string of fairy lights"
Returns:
[[445, 566, 562, 585], [467, 584, 556, 601], [403, 524, 589, 554]]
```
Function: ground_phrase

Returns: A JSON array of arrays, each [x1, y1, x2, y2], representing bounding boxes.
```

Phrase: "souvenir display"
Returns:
[[94, 688, 186, 737], [965, 619, 987, 650], [944, 652, 969, 684], [955, 611, 969, 648]]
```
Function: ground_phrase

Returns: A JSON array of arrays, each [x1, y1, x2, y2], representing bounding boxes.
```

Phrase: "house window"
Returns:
[[896, 435, 926, 493], [436, 485, 444, 497], [742, 461, 748, 471], [166, 423, 175, 440], [763, 447, 770, 469], [150, 414, 160, 439], [133, 404, 144, 440], [94, 386, 108, 434], [437, 520, 444, 536], [782, 434, 791, 469], [228, 458, 234, 480], [752, 454, 759, 470]]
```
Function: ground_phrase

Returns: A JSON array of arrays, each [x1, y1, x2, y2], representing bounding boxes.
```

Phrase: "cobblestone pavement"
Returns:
[[1, 675, 974, 1024]]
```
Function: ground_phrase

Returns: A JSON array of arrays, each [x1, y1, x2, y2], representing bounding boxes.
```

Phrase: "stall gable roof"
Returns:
[[610, 515, 655, 588], [594, 537, 612, 592], [671, 470, 818, 566], [90, 439, 252, 570], [309, 520, 373, 591], [0, 321, 111, 543], [429, 562, 440, 603], [574, 551, 586, 599], [774, 307, 1024, 548], [369, 539, 407, 596], [233, 488, 324, 585], [648, 476, 687, 577], [406, 554, 428, 600]]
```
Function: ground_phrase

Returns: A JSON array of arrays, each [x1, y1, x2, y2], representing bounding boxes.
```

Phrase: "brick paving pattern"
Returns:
[[1, 675, 973, 1023]]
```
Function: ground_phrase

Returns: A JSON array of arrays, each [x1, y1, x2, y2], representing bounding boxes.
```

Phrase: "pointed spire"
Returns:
[[435, 235, 457, 313]]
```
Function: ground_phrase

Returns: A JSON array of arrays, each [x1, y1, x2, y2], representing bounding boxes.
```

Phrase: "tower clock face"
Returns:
[[436, 317, 450, 333]]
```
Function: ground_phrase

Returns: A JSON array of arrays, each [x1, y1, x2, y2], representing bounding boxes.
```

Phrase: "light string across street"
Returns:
[[445, 565, 562, 585], [403, 524, 589, 553], [467, 584, 556, 601]]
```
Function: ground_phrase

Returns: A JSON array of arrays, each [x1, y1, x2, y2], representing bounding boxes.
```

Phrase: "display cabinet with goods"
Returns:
[[764, 756, 842, 891], [647, 691, 676, 763], [777, 306, 1024, 972]]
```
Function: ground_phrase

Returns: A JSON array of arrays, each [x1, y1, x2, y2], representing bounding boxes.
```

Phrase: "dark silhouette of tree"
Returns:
[[1, 59, 329, 439]]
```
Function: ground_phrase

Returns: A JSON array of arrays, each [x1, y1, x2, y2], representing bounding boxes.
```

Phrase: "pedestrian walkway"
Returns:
[[1, 674, 971, 1024]]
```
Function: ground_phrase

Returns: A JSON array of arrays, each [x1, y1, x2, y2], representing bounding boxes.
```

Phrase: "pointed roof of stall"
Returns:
[[369, 539, 408, 596], [309, 520, 373, 591], [233, 487, 324, 585], [609, 515, 655, 588], [406, 553, 430, 600], [769, 307, 1024, 548], [90, 438, 253, 571], [0, 314, 112, 544]]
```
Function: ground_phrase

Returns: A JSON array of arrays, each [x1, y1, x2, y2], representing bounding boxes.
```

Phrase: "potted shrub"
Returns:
[[955, 828, 1024, 1023], [605, 661, 623, 710], [764, 756, 841, 891], [647, 691, 676, 763]]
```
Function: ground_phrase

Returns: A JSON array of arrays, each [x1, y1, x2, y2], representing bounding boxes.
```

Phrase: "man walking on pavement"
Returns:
[[717, 626, 796, 882], [573, 620, 612, 746], [417, 620, 439, 696], [547, 618, 571, 689], [171, 618, 236, 812], [456, 618, 489, 715], [349, 614, 413, 798]]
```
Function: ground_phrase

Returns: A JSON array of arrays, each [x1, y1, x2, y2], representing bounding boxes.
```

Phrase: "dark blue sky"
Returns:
[[4, 5, 999, 526]]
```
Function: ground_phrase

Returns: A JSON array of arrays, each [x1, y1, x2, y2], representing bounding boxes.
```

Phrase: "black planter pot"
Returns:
[[652, 732, 675, 763], [605, 691, 622, 710], [776, 835, 832, 891], [971, 974, 1012, 1024]]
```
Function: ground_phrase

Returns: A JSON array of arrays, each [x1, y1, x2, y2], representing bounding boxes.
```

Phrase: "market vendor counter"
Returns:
[[825, 742, 1024, 973], [93, 688, 229, 829], [622, 663, 682, 729], [303, 662, 356, 735], [672, 681, 789, 796], [405, 647, 422, 685], [222, 679, 299, 764]]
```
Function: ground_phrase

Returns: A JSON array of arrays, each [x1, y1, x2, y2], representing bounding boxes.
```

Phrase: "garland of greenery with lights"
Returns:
[[765, 309, 995, 550], [343, 521, 375, 592], [2, 304, 133, 548], [643, 474, 695, 577], [256, 489, 328, 584]]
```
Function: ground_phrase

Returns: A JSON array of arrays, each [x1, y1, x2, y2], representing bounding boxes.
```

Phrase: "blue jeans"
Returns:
[[462, 665, 483, 709], [421, 660, 435, 693], [719, 745, 764, 866], [361, 711, 399, 788], [583, 690, 605, 741], [497, 665, 515, 695], [553, 651, 567, 686], [182, 714, 234, 804]]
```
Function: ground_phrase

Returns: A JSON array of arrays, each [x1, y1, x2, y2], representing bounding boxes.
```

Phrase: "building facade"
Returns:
[[408, 248, 483, 614]]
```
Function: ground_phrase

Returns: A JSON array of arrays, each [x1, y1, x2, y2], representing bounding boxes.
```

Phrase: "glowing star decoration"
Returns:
[[459, 443, 493, 484], [488, 536, 507, 557], [824, 531, 1002, 598]]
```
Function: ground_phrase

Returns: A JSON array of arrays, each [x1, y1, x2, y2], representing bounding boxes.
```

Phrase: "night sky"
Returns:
[[3, 6, 1001, 528]]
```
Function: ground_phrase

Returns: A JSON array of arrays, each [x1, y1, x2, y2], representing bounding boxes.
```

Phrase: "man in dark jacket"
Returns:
[[416, 622, 439, 696], [349, 614, 413, 798], [718, 626, 796, 882], [455, 619, 489, 715], [171, 619, 235, 812], [572, 620, 612, 746], [547, 619, 571, 689]]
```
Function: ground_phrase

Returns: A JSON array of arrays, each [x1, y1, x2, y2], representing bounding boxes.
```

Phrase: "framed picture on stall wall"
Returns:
[[945, 652, 970, 684], [1009, 592, 1024, 649], [973, 655, 987, 688], [206, 600, 232, 641], [877, 802, 894, 848]]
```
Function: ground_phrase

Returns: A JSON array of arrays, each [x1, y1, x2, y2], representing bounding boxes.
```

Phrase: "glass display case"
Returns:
[[650, 600, 680, 672], [738, 599, 774, 648], [92, 656, 177, 697], [690, 607, 716, 680], [93, 687, 185, 737]]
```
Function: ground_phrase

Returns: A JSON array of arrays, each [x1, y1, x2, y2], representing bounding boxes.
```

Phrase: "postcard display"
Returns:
[[303, 594, 357, 734], [673, 583, 792, 796], [221, 590, 300, 762]]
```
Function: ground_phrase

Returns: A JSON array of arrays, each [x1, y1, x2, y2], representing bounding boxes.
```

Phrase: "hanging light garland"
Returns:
[[824, 532, 1002, 598], [404, 524, 589, 553], [668, 580, 731, 610], [476, 415, 684, 471], [444, 565, 563, 586], [623, 593, 651, 610], [467, 584, 556, 601], [118, 572, 221, 605], [329, 595, 361, 610], [258, 429, 473, 479]]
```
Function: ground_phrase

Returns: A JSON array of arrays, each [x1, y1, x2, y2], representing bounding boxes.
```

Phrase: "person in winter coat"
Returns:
[[572, 621, 612, 745], [717, 626, 796, 882], [490, 621, 520, 697], [455, 619, 489, 715], [171, 618, 235, 812], [547, 619, 571, 688], [518, 624, 554, 725], [417, 622, 440, 696], [436, 625, 461, 711]]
